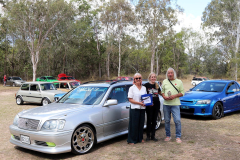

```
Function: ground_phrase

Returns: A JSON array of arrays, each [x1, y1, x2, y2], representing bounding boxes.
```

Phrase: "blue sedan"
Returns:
[[180, 80, 240, 119]]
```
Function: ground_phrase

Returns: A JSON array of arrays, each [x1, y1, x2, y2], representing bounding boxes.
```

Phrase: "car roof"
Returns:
[[23, 81, 53, 84], [53, 80, 79, 83], [42, 76, 56, 78], [202, 79, 234, 83], [81, 80, 135, 87]]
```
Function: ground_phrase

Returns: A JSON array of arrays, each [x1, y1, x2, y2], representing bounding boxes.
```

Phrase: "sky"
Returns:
[[174, 0, 212, 32]]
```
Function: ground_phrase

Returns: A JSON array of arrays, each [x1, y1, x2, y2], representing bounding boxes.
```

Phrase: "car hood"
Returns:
[[181, 91, 221, 100], [18, 103, 91, 120], [13, 80, 25, 83]]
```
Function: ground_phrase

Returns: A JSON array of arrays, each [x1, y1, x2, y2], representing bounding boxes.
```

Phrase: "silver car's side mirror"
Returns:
[[104, 99, 118, 107]]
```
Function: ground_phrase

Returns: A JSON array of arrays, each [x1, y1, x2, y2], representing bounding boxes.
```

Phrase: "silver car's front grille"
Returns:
[[18, 118, 40, 131]]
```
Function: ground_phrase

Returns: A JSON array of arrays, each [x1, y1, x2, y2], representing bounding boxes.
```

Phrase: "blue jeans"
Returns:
[[163, 105, 181, 138]]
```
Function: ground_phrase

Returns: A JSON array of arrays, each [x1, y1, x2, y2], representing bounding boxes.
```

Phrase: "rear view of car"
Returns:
[[191, 77, 205, 86]]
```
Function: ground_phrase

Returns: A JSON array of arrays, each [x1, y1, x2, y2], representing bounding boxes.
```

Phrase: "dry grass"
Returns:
[[1, 80, 240, 160]]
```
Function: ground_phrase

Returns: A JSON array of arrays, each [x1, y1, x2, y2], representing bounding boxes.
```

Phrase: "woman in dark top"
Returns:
[[143, 72, 161, 141]]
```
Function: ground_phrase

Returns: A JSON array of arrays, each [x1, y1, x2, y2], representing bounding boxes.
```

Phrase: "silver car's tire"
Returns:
[[16, 96, 23, 105], [155, 111, 162, 130], [71, 124, 95, 155], [42, 98, 50, 106], [12, 83, 16, 87], [192, 82, 196, 86]]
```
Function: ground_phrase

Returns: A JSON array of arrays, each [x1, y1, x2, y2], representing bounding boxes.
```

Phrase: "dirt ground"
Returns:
[[1, 80, 240, 160]]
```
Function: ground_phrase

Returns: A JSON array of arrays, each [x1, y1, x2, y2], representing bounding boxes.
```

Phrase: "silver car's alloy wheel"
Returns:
[[155, 111, 162, 130], [12, 83, 16, 87], [16, 96, 23, 105], [71, 125, 95, 154], [42, 98, 50, 106]]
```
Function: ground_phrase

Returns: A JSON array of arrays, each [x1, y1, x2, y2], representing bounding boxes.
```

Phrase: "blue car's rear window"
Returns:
[[192, 82, 226, 92]]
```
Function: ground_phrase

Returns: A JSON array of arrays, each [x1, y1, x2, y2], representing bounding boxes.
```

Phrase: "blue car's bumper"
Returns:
[[180, 104, 212, 116]]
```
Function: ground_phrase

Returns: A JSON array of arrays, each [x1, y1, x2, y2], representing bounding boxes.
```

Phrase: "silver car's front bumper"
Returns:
[[9, 125, 73, 154]]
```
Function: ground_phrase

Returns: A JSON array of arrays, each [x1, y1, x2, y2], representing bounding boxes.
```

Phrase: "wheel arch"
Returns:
[[16, 95, 23, 99], [72, 122, 97, 143], [42, 96, 51, 102]]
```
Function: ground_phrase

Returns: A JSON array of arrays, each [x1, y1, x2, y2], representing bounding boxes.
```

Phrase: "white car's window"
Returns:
[[60, 83, 69, 89], [40, 83, 56, 90], [30, 84, 38, 91], [70, 82, 80, 88], [21, 84, 29, 90], [58, 87, 108, 105]]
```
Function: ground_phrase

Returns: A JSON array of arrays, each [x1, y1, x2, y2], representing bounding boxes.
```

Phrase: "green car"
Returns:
[[36, 76, 57, 82]]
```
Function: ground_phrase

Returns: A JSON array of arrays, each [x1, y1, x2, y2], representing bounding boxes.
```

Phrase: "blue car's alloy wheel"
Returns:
[[212, 102, 223, 120]]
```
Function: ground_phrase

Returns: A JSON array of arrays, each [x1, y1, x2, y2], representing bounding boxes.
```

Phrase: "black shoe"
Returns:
[[146, 137, 151, 141], [151, 137, 158, 142]]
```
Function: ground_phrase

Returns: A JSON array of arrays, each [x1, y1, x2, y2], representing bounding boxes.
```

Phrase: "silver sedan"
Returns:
[[10, 81, 164, 154]]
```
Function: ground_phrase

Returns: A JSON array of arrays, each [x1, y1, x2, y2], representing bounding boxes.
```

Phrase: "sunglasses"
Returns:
[[135, 77, 142, 80]]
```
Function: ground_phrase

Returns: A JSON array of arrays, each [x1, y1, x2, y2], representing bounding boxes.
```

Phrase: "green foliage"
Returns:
[[0, 0, 236, 80]]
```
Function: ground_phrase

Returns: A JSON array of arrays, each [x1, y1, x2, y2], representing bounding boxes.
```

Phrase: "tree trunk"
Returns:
[[235, 2, 240, 81], [118, 30, 122, 77], [156, 49, 159, 75], [150, 40, 155, 73], [106, 53, 110, 78]]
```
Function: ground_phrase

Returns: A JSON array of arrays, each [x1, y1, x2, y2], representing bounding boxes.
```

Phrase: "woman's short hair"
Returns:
[[133, 73, 142, 85], [166, 67, 177, 79], [134, 73, 142, 78], [148, 72, 156, 81]]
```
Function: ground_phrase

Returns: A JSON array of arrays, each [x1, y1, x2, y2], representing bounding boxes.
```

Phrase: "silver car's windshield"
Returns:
[[58, 86, 108, 105], [40, 83, 56, 90]]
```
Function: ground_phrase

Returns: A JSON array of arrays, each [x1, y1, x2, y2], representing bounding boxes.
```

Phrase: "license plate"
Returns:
[[181, 106, 189, 109], [21, 135, 30, 144]]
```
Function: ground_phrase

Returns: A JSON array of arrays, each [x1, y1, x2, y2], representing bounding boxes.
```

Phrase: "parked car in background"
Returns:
[[114, 76, 133, 81], [15, 82, 66, 106], [57, 73, 81, 83], [53, 80, 80, 92], [191, 77, 206, 86], [6, 76, 25, 87], [180, 80, 240, 119], [199, 77, 210, 80], [10, 80, 164, 155], [36, 76, 57, 82]]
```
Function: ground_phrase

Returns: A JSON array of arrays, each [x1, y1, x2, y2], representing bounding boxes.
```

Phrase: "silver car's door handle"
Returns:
[[126, 106, 130, 109]]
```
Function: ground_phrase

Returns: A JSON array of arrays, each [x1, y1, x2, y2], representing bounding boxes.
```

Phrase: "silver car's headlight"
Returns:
[[13, 115, 19, 126], [196, 100, 211, 104], [41, 119, 65, 131]]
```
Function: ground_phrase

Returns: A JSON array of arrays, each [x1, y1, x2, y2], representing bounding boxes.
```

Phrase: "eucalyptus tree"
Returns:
[[4, 0, 75, 81], [100, 0, 135, 77], [136, 0, 178, 73], [202, 0, 240, 80]]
